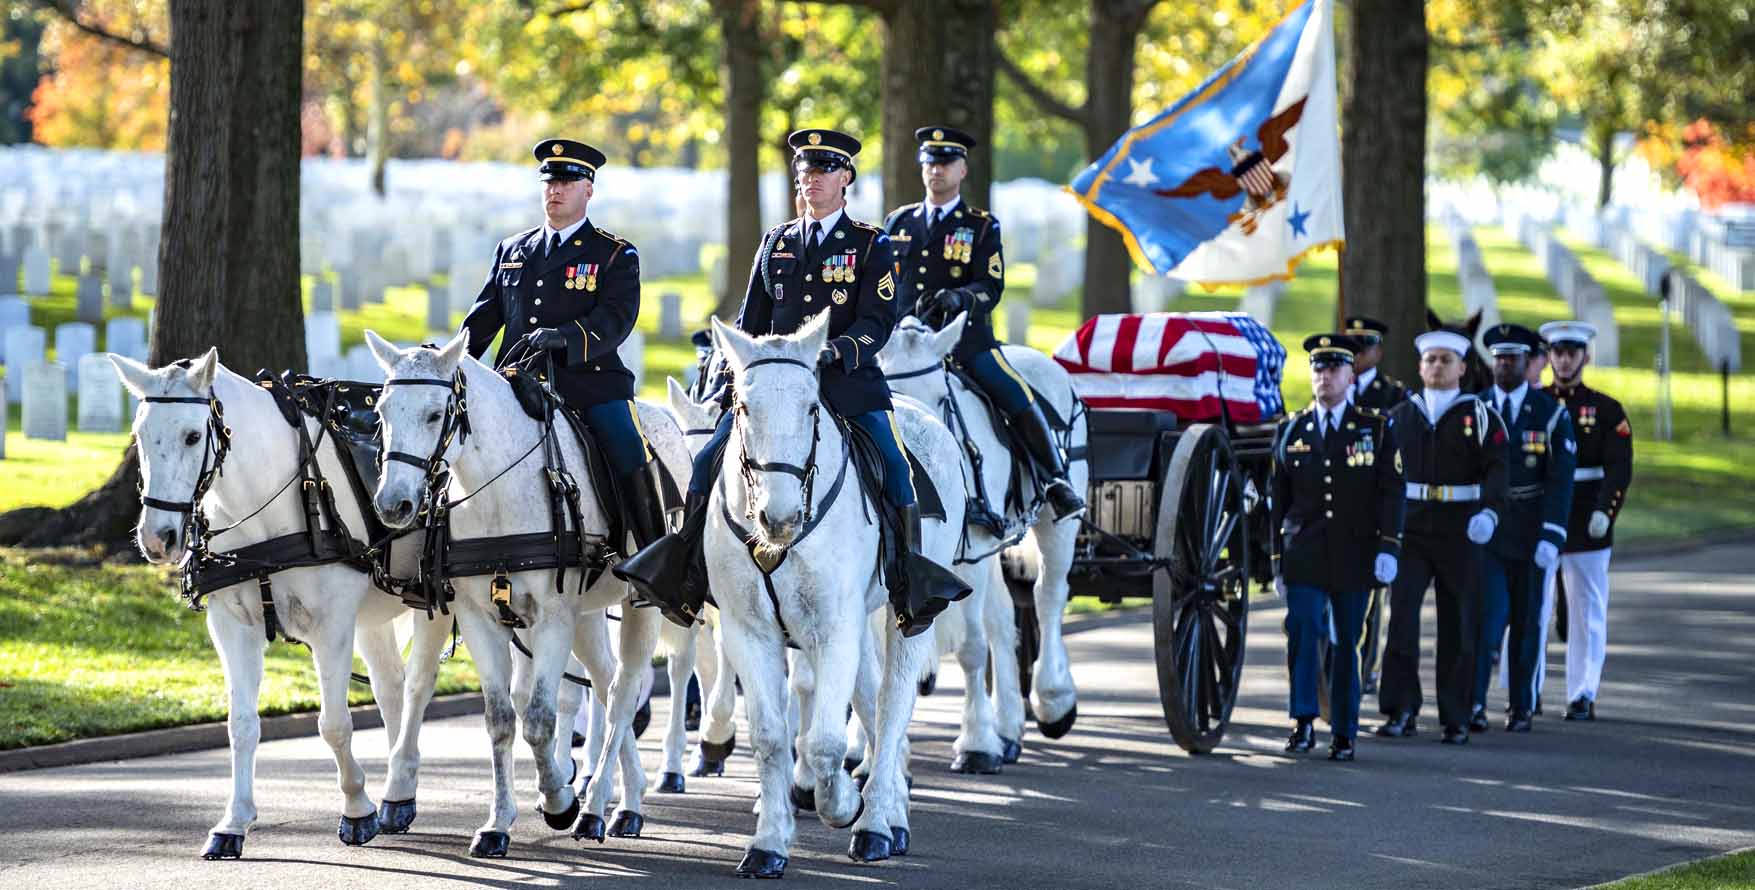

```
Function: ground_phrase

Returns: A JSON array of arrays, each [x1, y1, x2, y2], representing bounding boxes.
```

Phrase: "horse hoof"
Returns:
[[377, 797, 417, 834], [1000, 737, 1022, 764], [608, 811, 644, 838], [891, 827, 910, 856], [469, 830, 510, 859], [633, 700, 652, 738], [338, 811, 380, 846], [657, 772, 686, 794], [848, 830, 892, 863], [200, 832, 244, 860], [1036, 704, 1077, 740], [918, 672, 937, 697], [951, 750, 1003, 775], [700, 734, 737, 762], [572, 812, 607, 843], [789, 784, 815, 813], [735, 848, 788, 879], [542, 795, 581, 831], [826, 796, 864, 831], [689, 756, 725, 778]]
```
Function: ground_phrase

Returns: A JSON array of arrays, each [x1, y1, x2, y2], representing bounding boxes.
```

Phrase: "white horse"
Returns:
[[876, 314, 1089, 750], [113, 350, 455, 860], [365, 330, 689, 858], [703, 314, 967, 876]]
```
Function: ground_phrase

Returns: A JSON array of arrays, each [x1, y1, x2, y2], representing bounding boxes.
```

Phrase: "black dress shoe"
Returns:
[[1374, 712, 1417, 738], [1328, 736, 1355, 761], [1285, 720, 1315, 753], [1468, 704, 1490, 733], [1505, 709, 1533, 732], [1440, 725, 1470, 745], [1564, 697, 1595, 721]]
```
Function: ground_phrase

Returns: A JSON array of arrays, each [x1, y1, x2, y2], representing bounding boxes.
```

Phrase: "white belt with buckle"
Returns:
[[1406, 483, 1482, 502], [1574, 466, 1605, 481]]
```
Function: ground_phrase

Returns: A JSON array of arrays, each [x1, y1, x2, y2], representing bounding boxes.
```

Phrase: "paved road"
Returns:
[[4, 540, 1754, 889]]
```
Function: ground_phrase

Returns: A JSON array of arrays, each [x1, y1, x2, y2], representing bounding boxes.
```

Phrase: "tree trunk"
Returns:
[[368, 35, 389, 196], [713, 0, 764, 321], [878, 0, 996, 212], [1079, 0, 1151, 319], [0, 0, 306, 555], [1339, 0, 1427, 382], [1592, 121, 1615, 209]]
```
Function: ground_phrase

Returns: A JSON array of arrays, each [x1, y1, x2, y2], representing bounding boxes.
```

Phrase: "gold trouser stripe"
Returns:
[[625, 400, 651, 456], [991, 348, 1035, 404], [886, 411, 917, 489]]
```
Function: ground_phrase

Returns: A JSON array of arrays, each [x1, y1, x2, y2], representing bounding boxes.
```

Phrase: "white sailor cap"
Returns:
[[1414, 330, 1472, 357], [1538, 320, 1597, 347]]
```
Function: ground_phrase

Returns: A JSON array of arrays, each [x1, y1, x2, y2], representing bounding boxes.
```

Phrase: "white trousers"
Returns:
[[1499, 563, 1559, 702], [1560, 548, 1613, 702]]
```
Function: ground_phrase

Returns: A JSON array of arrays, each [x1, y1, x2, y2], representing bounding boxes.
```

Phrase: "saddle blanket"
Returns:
[[1053, 311, 1285, 422]]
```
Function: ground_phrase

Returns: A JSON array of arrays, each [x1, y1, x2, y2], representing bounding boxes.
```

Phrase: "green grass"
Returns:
[[0, 549, 479, 749], [1598, 848, 1755, 889]]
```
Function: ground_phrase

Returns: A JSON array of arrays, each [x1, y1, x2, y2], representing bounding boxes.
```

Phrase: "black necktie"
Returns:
[[930, 207, 943, 229], [548, 232, 561, 257], [1501, 396, 1512, 421]]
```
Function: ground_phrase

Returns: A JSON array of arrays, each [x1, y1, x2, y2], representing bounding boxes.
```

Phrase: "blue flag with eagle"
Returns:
[[1067, 0, 1343, 288]]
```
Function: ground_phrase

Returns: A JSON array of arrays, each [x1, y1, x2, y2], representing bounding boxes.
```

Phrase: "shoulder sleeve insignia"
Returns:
[[877, 271, 895, 301], [1615, 418, 1631, 437], [1394, 449, 1403, 474], [988, 252, 1003, 279]]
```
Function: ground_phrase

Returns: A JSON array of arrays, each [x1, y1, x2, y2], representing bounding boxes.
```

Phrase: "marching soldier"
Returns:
[[460, 138, 668, 556], [1340, 316, 1409, 696], [1273, 334, 1404, 761], [1500, 331, 1557, 709], [1539, 321, 1632, 720], [882, 126, 1084, 520], [1470, 324, 1574, 733], [617, 128, 968, 635], [1376, 327, 1508, 745]]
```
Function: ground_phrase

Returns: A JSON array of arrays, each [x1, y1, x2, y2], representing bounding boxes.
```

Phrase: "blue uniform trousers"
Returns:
[[580, 399, 652, 477], [961, 347, 1033, 416], [1475, 551, 1543, 713], [1286, 585, 1370, 739], [688, 408, 916, 508]]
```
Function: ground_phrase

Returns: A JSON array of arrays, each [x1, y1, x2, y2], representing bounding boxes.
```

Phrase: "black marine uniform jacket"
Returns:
[[1387, 392, 1510, 537], [462, 221, 639, 408], [1351, 368, 1410, 413], [1271, 402, 1406, 593], [1545, 381, 1633, 552], [735, 213, 901, 417], [1485, 387, 1576, 561], [882, 200, 1003, 360]]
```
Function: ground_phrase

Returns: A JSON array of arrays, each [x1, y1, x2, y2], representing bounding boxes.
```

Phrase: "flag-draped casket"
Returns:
[[1054, 312, 1287, 423]]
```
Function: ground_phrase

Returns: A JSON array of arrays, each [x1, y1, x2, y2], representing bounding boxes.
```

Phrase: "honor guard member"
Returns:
[[1375, 327, 1508, 745], [1540, 320, 1632, 721], [1525, 333, 1550, 387], [1272, 334, 1405, 761], [1470, 324, 1574, 734], [459, 138, 667, 555], [882, 126, 1084, 519], [617, 128, 968, 635], [1340, 315, 1409, 696], [1499, 330, 1557, 707]]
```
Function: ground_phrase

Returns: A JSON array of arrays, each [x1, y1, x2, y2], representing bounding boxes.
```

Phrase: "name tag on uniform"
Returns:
[[1287, 440, 1312, 453], [771, 251, 795, 259], [891, 233, 912, 242], [499, 261, 523, 269]]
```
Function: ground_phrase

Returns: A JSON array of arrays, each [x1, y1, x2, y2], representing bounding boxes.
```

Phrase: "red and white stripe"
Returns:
[[1055, 313, 1268, 422]]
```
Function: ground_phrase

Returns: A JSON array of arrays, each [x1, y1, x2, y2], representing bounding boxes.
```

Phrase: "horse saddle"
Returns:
[[840, 413, 946, 523], [263, 372, 393, 548], [945, 363, 1070, 525]]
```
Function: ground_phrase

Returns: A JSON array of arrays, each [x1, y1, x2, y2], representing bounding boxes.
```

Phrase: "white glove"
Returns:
[[1467, 510, 1497, 545], [1374, 553, 1398, 586], [1588, 510, 1611, 540], [1274, 576, 1287, 601], [1534, 540, 1559, 570]]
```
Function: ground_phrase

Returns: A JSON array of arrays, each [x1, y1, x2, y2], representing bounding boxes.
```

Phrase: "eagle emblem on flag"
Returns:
[[1155, 97, 1307, 236]]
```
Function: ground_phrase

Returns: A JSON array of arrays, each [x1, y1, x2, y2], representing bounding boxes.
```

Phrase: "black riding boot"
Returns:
[[890, 503, 972, 638], [1009, 402, 1086, 519], [621, 461, 670, 551], [613, 491, 709, 628]]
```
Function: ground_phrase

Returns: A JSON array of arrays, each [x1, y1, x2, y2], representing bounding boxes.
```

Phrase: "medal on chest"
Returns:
[[944, 227, 974, 263], [1461, 413, 1474, 437], [1578, 405, 1597, 431], [565, 264, 597, 291], [821, 252, 857, 284]]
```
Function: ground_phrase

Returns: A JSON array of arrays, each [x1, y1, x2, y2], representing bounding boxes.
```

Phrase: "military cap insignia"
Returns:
[[988, 253, 1002, 279], [1319, 336, 1332, 347], [551, 144, 563, 155], [877, 271, 895, 301], [808, 132, 822, 145], [933, 129, 944, 140]]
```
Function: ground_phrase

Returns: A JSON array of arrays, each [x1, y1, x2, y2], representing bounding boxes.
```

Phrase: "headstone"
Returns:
[[76, 275, 104, 323], [1007, 300, 1031, 347], [0, 297, 28, 358], [138, 251, 158, 296], [23, 360, 67, 441], [300, 236, 325, 276], [54, 322, 96, 389], [345, 344, 385, 383], [382, 245, 410, 288], [76, 353, 123, 432], [311, 278, 334, 312], [23, 246, 49, 296], [85, 231, 110, 277], [56, 226, 83, 273], [618, 329, 645, 389], [107, 252, 133, 309], [708, 254, 728, 297], [105, 317, 147, 361], [1240, 281, 1285, 327], [1132, 274, 1182, 314], [4, 324, 44, 401], [450, 266, 480, 311], [423, 283, 448, 333], [0, 252, 18, 295], [309, 353, 349, 382], [304, 311, 341, 364], [659, 292, 684, 339], [337, 265, 362, 310]]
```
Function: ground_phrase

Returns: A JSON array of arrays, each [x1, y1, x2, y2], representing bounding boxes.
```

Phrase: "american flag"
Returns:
[[1054, 312, 1286, 423]]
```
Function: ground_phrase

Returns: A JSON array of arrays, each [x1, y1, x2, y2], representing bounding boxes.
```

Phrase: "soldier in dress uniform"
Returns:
[[460, 138, 667, 556], [1375, 328, 1508, 746], [1273, 334, 1405, 761], [1340, 316, 1409, 696], [1470, 324, 1574, 734], [1500, 331, 1558, 709], [1539, 320, 1632, 721], [882, 126, 1084, 520], [617, 128, 968, 635]]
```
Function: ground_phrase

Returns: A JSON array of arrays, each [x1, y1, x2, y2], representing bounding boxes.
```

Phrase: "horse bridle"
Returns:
[[139, 394, 233, 520], [381, 371, 471, 478], [733, 357, 827, 525]]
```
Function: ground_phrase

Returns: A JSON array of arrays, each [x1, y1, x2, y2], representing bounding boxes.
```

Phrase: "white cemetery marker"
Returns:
[[1240, 281, 1285, 328], [0, 253, 18, 295], [337, 266, 362, 310], [311, 279, 334, 312], [23, 360, 67, 441], [450, 267, 478, 312], [619, 329, 645, 389], [4, 325, 44, 402], [23, 246, 50, 296], [0, 297, 28, 358], [55, 322, 96, 390], [1007, 299, 1031, 347], [659, 292, 684, 339], [107, 252, 133, 310], [105, 317, 146, 361], [304, 312, 341, 364], [86, 232, 110, 277], [423, 283, 448, 334], [345, 344, 386, 383], [139, 251, 158, 296], [75, 275, 104, 324], [309, 353, 349, 382], [77, 353, 123, 433]]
